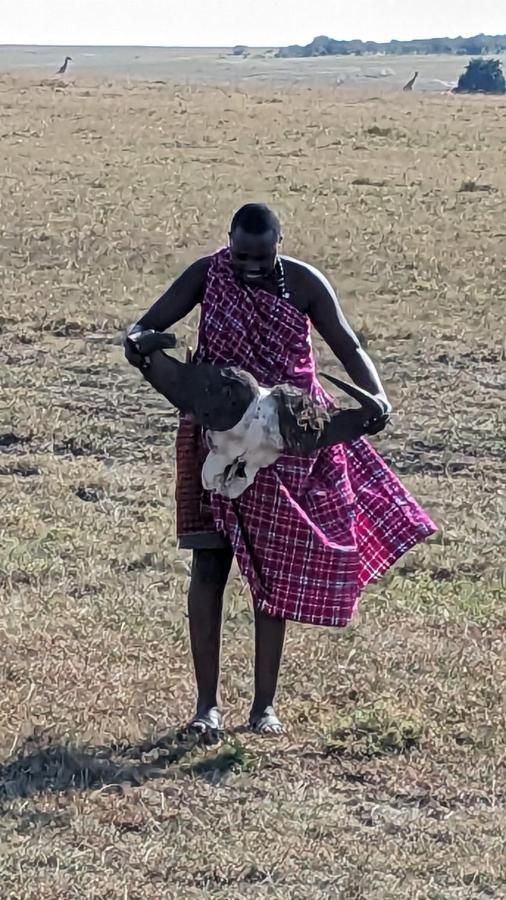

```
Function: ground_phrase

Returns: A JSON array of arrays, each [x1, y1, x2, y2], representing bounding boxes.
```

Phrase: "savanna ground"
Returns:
[[0, 61, 505, 899]]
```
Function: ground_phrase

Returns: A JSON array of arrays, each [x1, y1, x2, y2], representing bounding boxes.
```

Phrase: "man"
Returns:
[[125, 203, 436, 736]]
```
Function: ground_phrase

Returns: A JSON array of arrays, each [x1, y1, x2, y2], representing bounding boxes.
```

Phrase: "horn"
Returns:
[[127, 329, 177, 355], [128, 330, 257, 430], [320, 372, 385, 418], [315, 409, 377, 449], [273, 383, 373, 454], [129, 330, 191, 413]]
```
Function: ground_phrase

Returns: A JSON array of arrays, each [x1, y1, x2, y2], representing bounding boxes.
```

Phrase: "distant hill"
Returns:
[[277, 33, 506, 59]]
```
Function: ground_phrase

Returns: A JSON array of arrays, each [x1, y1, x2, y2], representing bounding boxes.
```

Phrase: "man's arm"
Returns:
[[131, 256, 210, 332], [305, 266, 391, 416], [125, 256, 210, 367]]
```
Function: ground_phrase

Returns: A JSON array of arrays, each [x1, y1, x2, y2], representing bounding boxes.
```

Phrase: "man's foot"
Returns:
[[186, 706, 224, 740], [249, 706, 285, 735]]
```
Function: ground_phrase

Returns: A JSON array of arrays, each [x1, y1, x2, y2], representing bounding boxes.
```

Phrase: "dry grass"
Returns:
[[0, 73, 505, 898]]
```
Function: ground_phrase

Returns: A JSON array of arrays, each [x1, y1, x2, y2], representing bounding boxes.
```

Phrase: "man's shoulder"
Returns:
[[189, 250, 230, 277], [282, 256, 334, 298], [189, 255, 213, 274], [281, 256, 323, 278], [179, 255, 213, 287]]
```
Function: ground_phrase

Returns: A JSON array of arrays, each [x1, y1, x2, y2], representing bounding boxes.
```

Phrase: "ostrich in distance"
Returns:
[[403, 71, 419, 91], [57, 56, 72, 75]]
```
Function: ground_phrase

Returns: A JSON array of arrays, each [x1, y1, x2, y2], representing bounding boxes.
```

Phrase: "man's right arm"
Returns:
[[125, 256, 210, 366]]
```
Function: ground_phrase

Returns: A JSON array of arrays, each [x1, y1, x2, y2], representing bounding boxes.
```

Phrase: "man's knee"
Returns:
[[191, 548, 233, 587]]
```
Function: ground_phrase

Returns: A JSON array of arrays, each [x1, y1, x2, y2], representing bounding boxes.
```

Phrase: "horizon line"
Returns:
[[2, 32, 506, 51]]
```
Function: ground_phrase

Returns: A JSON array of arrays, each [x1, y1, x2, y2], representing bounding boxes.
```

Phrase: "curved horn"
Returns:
[[128, 329, 192, 413], [320, 372, 385, 418], [315, 409, 377, 449], [128, 330, 257, 430]]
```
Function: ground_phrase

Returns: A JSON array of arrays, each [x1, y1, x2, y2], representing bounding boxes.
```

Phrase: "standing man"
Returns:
[[125, 203, 436, 735]]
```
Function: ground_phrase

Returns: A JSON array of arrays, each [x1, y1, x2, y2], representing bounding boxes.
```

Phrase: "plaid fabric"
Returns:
[[175, 345, 228, 549], [180, 248, 436, 627], [175, 413, 216, 538]]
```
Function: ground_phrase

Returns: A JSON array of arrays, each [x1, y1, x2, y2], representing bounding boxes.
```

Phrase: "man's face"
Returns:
[[229, 226, 279, 286]]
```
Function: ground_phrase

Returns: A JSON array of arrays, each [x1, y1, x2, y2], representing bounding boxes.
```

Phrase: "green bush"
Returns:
[[455, 57, 505, 93]]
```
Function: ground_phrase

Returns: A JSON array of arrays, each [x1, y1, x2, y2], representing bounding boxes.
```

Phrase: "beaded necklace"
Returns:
[[237, 255, 290, 301], [274, 256, 290, 300]]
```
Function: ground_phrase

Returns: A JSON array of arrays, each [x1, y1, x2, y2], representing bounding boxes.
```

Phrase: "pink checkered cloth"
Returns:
[[190, 248, 437, 627]]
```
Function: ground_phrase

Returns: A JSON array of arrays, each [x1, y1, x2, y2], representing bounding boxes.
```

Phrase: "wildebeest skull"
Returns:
[[127, 329, 386, 498]]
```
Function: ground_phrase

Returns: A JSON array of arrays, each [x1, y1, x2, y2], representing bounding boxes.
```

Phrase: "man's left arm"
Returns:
[[306, 268, 392, 430]]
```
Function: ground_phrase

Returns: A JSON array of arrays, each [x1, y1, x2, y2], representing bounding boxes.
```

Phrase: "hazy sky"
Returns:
[[3, 1, 505, 47]]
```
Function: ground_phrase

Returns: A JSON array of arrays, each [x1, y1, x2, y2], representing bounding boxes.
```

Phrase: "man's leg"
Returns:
[[250, 608, 286, 735], [187, 546, 234, 733]]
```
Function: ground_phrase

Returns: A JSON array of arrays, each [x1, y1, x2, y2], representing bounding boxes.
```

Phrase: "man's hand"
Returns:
[[124, 327, 144, 369], [124, 327, 176, 369]]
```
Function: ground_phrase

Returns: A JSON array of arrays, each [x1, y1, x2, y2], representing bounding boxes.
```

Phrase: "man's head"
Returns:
[[229, 203, 282, 286]]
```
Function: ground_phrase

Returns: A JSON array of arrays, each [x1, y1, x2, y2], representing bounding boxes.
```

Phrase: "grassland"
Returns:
[[0, 70, 505, 898]]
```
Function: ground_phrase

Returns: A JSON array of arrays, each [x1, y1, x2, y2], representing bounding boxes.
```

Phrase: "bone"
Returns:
[[128, 329, 387, 497]]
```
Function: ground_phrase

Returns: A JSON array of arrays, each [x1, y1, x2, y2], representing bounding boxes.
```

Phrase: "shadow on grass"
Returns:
[[0, 730, 245, 800], [1, 724, 346, 801]]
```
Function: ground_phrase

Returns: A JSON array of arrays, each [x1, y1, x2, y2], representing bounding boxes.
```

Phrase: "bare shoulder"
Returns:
[[281, 256, 337, 312], [185, 254, 212, 282], [134, 254, 214, 332], [171, 254, 213, 298]]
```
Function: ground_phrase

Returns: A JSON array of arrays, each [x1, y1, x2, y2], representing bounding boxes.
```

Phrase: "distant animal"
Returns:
[[126, 329, 386, 499], [57, 56, 72, 74], [403, 71, 418, 91]]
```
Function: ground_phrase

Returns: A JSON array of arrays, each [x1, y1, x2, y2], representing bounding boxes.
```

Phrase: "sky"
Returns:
[[2, 0, 505, 47]]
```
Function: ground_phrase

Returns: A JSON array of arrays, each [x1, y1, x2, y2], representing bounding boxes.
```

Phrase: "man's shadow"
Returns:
[[0, 730, 227, 801]]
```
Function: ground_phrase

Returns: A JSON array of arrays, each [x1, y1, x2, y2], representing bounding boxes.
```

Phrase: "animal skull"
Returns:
[[127, 329, 386, 498], [201, 387, 284, 498]]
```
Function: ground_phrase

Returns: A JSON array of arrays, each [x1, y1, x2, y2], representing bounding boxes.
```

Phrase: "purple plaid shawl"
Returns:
[[191, 248, 436, 627]]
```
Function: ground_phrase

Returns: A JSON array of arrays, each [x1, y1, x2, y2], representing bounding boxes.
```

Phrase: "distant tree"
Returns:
[[428, 38, 453, 54], [461, 38, 485, 55], [276, 32, 506, 59], [454, 57, 505, 93]]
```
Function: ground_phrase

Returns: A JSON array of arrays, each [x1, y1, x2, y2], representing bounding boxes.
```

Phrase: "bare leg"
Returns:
[[187, 546, 233, 734], [250, 607, 286, 735]]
